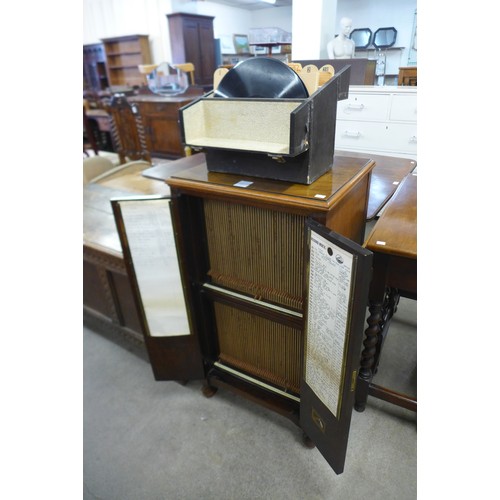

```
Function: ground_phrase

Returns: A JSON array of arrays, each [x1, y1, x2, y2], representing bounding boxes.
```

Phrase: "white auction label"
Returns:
[[305, 231, 353, 417]]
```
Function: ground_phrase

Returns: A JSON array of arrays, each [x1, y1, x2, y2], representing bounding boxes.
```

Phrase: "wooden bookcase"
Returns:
[[101, 34, 152, 88]]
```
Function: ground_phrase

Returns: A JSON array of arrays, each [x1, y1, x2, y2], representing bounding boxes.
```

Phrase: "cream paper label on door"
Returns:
[[305, 231, 353, 418], [120, 199, 190, 337]]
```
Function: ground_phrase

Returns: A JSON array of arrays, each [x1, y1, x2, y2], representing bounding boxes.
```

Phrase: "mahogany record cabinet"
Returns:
[[112, 154, 374, 474]]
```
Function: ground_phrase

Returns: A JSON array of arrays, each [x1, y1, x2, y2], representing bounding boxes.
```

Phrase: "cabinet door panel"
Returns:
[[145, 115, 184, 156], [112, 196, 204, 381], [183, 22, 203, 73], [197, 22, 216, 84], [136, 102, 186, 157], [301, 219, 372, 474]]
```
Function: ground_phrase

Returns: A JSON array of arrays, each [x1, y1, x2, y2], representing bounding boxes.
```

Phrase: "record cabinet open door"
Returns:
[[111, 195, 204, 381], [301, 218, 372, 474], [111, 196, 372, 475]]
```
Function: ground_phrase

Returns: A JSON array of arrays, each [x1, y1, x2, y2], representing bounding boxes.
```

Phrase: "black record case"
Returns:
[[178, 64, 351, 184]]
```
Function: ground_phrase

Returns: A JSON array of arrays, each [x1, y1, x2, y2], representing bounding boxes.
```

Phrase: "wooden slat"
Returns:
[[204, 199, 305, 310], [214, 303, 302, 394]]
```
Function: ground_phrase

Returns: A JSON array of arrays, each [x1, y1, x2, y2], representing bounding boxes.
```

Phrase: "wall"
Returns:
[[83, 0, 170, 63], [83, 0, 416, 76], [83, 0, 292, 64], [292, 0, 337, 60], [336, 0, 416, 75]]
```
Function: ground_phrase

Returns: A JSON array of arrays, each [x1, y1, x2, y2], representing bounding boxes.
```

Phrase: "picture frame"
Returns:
[[233, 34, 250, 54], [219, 35, 235, 54]]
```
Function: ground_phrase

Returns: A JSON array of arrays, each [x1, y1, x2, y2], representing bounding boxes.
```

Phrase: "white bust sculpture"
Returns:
[[327, 17, 355, 59]]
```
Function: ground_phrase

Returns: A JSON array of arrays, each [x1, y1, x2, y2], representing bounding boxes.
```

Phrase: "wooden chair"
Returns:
[[83, 155, 115, 184], [138, 64, 159, 86], [105, 94, 151, 165], [83, 99, 99, 156], [173, 63, 195, 86], [83, 157, 151, 185]]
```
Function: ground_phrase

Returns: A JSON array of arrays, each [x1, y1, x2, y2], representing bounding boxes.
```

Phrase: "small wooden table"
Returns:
[[355, 172, 417, 412], [83, 162, 181, 343], [336, 150, 416, 220]]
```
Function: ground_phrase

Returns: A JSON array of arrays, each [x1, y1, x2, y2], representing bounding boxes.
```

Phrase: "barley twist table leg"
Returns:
[[355, 301, 383, 412]]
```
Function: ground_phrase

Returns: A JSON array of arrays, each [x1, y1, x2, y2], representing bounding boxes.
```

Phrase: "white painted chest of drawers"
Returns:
[[335, 86, 417, 159]]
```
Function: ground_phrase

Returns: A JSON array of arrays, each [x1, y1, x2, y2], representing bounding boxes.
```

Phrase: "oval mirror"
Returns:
[[350, 28, 372, 49], [373, 27, 398, 49]]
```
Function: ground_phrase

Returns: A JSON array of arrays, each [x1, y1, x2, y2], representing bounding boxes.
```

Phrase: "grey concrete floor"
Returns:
[[83, 297, 417, 500]]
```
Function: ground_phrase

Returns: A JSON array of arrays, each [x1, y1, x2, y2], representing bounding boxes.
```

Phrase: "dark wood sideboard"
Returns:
[[127, 93, 203, 159]]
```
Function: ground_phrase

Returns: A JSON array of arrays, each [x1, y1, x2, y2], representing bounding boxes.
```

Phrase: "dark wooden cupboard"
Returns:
[[105, 91, 204, 161], [167, 13, 216, 87]]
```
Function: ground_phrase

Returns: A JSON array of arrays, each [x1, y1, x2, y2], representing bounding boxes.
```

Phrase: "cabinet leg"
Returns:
[[373, 287, 400, 375], [302, 432, 316, 449], [201, 384, 218, 398]]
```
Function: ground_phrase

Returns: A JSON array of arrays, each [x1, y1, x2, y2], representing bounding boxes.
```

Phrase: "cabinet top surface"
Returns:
[[128, 94, 200, 104], [101, 34, 149, 41], [160, 153, 374, 209], [348, 85, 417, 95], [83, 162, 172, 253], [167, 12, 214, 19]]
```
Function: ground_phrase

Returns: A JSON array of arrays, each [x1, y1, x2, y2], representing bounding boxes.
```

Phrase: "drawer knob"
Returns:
[[409, 136, 417, 143]]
